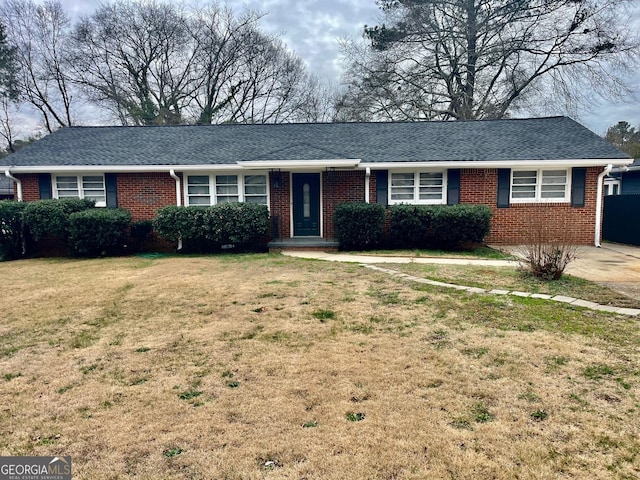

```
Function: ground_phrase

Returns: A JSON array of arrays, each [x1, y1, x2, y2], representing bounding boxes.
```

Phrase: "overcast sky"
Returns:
[[55, 0, 640, 135]]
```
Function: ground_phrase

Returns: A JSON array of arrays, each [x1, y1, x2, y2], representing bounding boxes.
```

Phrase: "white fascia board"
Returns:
[[2, 164, 241, 173], [360, 159, 634, 169], [237, 159, 361, 170]]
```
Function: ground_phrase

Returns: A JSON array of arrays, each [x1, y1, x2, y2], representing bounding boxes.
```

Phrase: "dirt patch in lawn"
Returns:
[[0, 255, 639, 479]]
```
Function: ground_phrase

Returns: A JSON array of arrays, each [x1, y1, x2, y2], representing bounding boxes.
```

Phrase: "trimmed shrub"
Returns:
[[68, 208, 131, 257], [388, 205, 433, 248], [153, 203, 269, 252], [203, 202, 269, 250], [23, 198, 94, 241], [430, 204, 492, 248], [333, 202, 386, 250], [0, 200, 26, 261], [153, 206, 207, 243]]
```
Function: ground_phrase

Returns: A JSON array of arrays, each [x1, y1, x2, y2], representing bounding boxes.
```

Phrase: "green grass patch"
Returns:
[[312, 309, 336, 321]]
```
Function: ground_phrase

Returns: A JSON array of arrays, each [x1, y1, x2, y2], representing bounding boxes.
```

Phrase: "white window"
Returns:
[[389, 171, 446, 204], [604, 179, 620, 196], [186, 173, 268, 207], [511, 169, 569, 203], [54, 175, 106, 206]]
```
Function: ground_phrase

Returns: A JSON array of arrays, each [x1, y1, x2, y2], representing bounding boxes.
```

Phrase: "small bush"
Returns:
[[431, 204, 492, 248], [333, 202, 386, 250], [153, 205, 208, 247], [203, 202, 269, 250], [68, 208, 131, 257], [388, 205, 433, 248], [23, 198, 94, 241], [0, 200, 26, 260], [517, 219, 580, 281]]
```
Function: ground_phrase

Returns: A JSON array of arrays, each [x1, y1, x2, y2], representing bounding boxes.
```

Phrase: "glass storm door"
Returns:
[[292, 173, 320, 236]]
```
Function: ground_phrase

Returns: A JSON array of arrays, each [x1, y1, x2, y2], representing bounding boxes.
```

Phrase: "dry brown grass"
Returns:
[[1, 254, 639, 479]]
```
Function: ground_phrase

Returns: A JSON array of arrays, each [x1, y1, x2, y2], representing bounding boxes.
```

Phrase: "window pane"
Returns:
[[512, 171, 537, 185], [216, 175, 237, 185], [216, 196, 239, 204], [512, 186, 536, 198], [188, 176, 209, 185], [541, 170, 566, 184], [56, 176, 79, 197], [188, 185, 210, 195], [189, 196, 211, 206], [187, 176, 211, 205], [391, 173, 414, 187], [419, 172, 443, 200], [244, 175, 267, 201], [216, 175, 238, 202], [391, 173, 415, 201], [540, 170, 566, 198], [245, 195, 267, 204]]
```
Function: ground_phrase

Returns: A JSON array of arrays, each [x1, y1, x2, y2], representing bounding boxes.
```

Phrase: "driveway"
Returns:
[[566, 244, 640, 299]]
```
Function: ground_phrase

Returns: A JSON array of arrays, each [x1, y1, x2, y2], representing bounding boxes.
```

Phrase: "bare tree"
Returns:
[[0, 0, 75, 132], [68, 0, 196, 125], [340, 0, 640, 121]]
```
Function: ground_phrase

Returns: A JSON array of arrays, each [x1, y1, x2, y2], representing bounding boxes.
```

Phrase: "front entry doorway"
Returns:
[[292, 173, 320, 237]]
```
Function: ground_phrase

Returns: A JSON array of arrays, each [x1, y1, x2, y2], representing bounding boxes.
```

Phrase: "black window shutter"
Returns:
[[38, 174, 52, 199], [571, 167, 586, 208], [375, 170, 388, 206], [497, 168, 510, 208], [447, 169, 461, 205], [105, 173, 118, 208]]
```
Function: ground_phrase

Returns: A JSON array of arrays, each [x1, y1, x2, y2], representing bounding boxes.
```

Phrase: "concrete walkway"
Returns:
[[282, 250, 640, 317]]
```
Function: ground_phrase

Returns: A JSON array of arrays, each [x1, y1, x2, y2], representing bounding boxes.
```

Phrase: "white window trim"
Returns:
[[52, 173, 107, 207], [184, 171, 270, 207], [604, 178, 621, 196], [388, 170, 447, 205], [510, 168, 571, 204]]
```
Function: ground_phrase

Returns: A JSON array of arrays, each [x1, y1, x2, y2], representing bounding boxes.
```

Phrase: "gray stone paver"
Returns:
[[571, 299, 601, 309], [551, 295, 577, 304], [282, 251, 640, 317], [530, 293, 553, 299]]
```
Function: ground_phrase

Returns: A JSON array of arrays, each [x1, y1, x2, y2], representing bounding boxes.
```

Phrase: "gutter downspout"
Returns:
[[5, 170, 22, 201], [594, 164, 613, 247], [365, 167, 371, 203], [169, 169, 183, 251]]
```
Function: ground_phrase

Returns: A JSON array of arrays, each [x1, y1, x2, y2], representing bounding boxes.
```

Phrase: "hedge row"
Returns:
[[0, 199, 133, 259], [153, 202, 270, 252], [333, 202, 492, 250]]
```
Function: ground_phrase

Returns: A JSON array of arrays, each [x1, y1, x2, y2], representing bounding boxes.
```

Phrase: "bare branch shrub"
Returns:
[[517, 219, 581, 281]]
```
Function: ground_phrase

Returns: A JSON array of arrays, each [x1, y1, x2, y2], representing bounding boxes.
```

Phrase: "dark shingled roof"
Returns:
[[2, 116, 629, 168]]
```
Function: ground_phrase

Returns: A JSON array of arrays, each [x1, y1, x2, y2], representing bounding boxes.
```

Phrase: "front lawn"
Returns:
[[0, 255, 638, 479]]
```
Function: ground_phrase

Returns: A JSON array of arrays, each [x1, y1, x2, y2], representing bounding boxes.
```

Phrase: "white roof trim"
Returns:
[[2, 157, 631, 173], [360, 159, 633, 169], [237, 159, 361, 169]]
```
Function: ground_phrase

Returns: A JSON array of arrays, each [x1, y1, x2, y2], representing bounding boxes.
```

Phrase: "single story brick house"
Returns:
[[2, 116, 631, 248]]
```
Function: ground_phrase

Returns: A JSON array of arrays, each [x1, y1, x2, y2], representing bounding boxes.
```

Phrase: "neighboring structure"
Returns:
[[605, 159, 640, 195], [603, 159, 640, 246], [0, 175, 13, 200], [1, 116, 632, 247]]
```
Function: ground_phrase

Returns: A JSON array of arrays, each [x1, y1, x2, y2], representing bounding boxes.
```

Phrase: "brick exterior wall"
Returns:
[[460, 167, 600, 245], [269, 171, 291, 240], [14, 167, 603, 245], [116, 172, 179, 222], [322, 170, 366, 239], [17, 174, 40, 201]]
